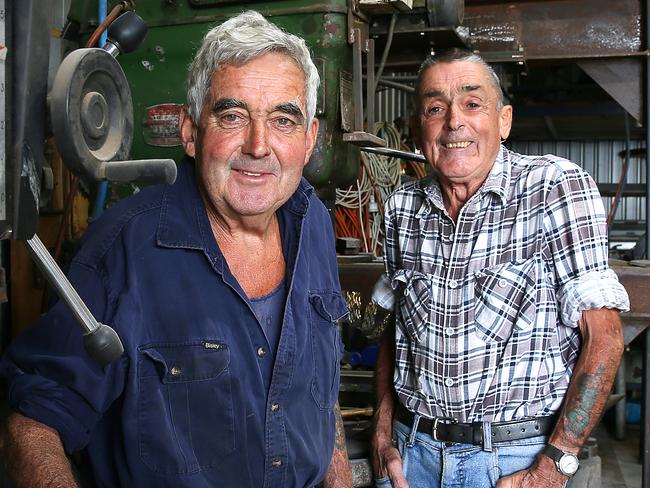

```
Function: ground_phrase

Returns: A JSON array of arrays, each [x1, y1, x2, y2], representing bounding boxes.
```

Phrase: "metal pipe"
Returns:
[[366, 38, 375, 128], [630, 3, 650, 483], [352, 28, 363, 131], [376, 78, 415, 93], [374, 13, 397, 94], [360, 146, 426, 162]]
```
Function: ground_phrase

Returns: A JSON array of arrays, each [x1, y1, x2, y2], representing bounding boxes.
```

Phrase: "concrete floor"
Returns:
[[597, 424, 642, 488]]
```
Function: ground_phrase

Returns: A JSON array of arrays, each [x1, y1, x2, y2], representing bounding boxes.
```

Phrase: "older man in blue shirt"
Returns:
[[1, 11, 352, 488]]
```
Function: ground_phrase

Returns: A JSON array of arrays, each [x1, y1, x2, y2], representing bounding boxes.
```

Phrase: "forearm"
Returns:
[[374, 317, 397, 438], [3, 412, 78, 488], [549, 308, 624, 453], [322, 403, 352, 488]]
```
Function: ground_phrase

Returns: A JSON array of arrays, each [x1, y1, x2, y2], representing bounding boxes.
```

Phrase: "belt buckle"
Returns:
[[432, 416, 458, 441]]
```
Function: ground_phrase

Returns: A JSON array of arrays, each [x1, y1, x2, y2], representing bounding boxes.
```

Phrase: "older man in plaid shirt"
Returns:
[[371, 48, 629, 488]]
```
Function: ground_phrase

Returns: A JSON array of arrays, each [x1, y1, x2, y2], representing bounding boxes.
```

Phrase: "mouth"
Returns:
[[237, 169, 265, 177], [442, 141, 472, 149], [231, 167, 275, 179]]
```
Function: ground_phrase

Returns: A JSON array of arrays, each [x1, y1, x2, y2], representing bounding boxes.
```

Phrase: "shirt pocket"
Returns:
[[137, 340, 234, 475], [308, 291, 348, 410], [393, 269, 432, 343], [473, 258, 537, 343]]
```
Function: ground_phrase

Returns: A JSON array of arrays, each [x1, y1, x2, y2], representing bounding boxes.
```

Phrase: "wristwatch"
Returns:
[[541, 444, 580, 477]]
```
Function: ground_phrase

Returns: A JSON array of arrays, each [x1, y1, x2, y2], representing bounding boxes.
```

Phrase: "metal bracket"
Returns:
[[344, 3, 386, 147]]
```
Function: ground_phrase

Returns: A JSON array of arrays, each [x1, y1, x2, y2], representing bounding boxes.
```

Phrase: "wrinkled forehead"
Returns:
[[417, 61, 497, 102], [207, 53, 307, 109]]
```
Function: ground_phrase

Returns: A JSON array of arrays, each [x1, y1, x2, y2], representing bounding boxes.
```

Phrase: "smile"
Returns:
[[240, 170, 263, 177], [444, 141, 472, 149]]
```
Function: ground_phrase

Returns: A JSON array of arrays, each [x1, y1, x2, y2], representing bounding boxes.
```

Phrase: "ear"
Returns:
[[303, 118, 320, 166], [498, 104, 513, 140], [179, 106, 197, 158]]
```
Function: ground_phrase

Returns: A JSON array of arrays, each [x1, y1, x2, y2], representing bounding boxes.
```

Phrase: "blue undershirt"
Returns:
[[250, 279, 287, 356]]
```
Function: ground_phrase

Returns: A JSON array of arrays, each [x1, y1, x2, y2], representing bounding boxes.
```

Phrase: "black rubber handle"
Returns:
[[107, 11, 147, 54], [102, 159, 177, 185], [84, 324, 124, 367]]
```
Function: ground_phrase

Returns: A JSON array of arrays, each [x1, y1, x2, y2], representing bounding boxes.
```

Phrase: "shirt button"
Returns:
[[445, 378, 454, 387], [448, 279, 458, 289], [445, 327, 454, 336], [271, 403, 279, 412], [170, 366, 182, 376], [257, 346, 266, 357], [498, 278, 508, 288], [272, 459, 282, 467]]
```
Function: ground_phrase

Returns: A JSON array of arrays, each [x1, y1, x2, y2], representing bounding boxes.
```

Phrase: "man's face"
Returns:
[[414, 60, 512, 186], [180, 52, 318, 219]]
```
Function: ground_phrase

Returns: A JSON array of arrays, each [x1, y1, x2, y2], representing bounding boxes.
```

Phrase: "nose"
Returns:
[[446, 104, 464, 131], [242, 118, 271, 158]]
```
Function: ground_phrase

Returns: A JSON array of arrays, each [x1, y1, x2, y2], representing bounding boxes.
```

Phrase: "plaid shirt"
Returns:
[[373, 145, 629, 423]]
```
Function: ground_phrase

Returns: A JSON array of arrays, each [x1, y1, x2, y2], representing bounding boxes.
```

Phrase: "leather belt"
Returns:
[[396, 404, 556, 445]]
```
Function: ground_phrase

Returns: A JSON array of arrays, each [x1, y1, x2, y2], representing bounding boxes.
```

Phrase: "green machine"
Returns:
[[65, 0, 362, 199]]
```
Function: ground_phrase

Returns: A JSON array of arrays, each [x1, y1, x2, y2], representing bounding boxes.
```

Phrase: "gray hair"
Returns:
[[186, 10, 320, 127], [416, 48, 505, 110]]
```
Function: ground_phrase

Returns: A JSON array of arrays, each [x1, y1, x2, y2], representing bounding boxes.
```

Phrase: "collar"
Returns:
[[480, 144, 510, 205], [156, 157, 314, 255], [418, 144, 510, 217]]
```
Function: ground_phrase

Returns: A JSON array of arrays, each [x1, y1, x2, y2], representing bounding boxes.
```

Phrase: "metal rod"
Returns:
[[25, 235, 98, 335], [352, 28, 364, 132], [366, 37, 375, 128], [641, 0, 650, 486], [375, 78, 415, 94], [644, 0, 650, 257], [373, 13, 397, 94], [360, 146, 426, 162]]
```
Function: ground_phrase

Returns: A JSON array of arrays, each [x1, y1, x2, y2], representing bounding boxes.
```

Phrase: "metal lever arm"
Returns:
[[360, 146, 427, 162], [24, 235, 124, 366]]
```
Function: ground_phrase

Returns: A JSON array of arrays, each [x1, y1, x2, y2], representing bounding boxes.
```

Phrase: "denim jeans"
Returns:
[[375, 420, 549, 488]]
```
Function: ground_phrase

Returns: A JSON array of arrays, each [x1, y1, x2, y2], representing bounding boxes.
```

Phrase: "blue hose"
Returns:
[[91, 0, 109, 222]]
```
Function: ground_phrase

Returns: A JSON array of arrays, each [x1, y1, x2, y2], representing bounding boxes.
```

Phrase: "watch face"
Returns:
[[558, 453, 580, 475]]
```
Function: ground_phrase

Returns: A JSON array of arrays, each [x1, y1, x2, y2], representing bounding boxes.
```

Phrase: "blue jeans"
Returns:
[[375, 420, 548, 488]]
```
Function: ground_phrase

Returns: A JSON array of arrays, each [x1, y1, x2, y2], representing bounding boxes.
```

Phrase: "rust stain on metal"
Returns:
[[322, 14, 341, 48], [464, 0, 642, 59]]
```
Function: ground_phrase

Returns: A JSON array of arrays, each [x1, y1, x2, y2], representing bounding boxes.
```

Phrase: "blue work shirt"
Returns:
[[1, 160, 348, 487]]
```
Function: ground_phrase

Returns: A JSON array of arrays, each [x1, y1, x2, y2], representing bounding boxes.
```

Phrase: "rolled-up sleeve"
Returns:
[[557, 268, 630, 327], [0, 261, 126, 453], [543, 164, 630, 326], [371, 272, 395, 310]]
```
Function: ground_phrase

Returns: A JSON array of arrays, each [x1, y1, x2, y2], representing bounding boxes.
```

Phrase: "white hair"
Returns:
[[417, 48, 505, 110], [186, 10, 320, 128]]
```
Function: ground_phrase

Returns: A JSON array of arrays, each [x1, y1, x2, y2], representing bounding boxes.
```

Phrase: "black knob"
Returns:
[[106, 11, 147, 55]]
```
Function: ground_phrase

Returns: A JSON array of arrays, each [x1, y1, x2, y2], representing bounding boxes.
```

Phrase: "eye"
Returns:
[[272, 116, 298, 132], [424, 105, 444, 118], [217, 112, 247, 128]]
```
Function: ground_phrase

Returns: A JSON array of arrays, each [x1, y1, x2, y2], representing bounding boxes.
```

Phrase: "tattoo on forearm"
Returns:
[[565, 365, 605, 439]]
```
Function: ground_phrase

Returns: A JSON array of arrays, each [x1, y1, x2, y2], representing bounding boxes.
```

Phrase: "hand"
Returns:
[[371, 432, 408, 488], [496, 455, 568, 488]]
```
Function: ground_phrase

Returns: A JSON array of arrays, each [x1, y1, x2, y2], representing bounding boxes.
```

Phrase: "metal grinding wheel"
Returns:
[[49, 48, 134, 181]]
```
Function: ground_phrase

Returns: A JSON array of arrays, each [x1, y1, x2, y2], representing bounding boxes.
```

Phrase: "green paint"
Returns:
[[67, 0, 358, 194]]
